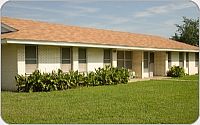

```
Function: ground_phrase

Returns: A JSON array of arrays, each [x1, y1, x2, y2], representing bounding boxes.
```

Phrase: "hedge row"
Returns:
[[15, 66, 129, 92]]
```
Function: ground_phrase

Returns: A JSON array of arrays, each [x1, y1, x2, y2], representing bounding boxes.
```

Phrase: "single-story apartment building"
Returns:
[[1, 17, 199, 90]]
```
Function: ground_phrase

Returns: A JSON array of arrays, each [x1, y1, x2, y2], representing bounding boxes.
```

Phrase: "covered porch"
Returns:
[[113, 50, 167, 78]]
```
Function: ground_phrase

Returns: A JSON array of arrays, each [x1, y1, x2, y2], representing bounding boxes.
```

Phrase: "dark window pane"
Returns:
[[25, 46, 37, 64], [168, 52, 172, 68], [79, 60, 86, 63], [144, 60, 148, 68], [195, 53, 199, 61], [186, 53, 189, 62], [195, 53, 199, 67], [104, 59, 110, 63], [117, 60, 124, 68], [104, 49, 111, 59], [62, 60, 70, 64], [144, 52, 148, 60], [150, 53, 154, 63], [125, 51, 132, 59], [62, 48, 70, 59], [179, 52, 184, 61], [179, 52, 184, 67], [25, 46, 36, 59], [125, 61, 132, 69], [117, 51, 124, 59], [186, 53, 189, 68], [26, 60, 37, 64], [168, 52, 171, 60], [79, 48, 86, 60]]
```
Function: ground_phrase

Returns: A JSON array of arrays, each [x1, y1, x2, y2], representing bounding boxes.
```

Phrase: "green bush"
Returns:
[[15, 66, 129, 92], [167, 66, 185, 77]]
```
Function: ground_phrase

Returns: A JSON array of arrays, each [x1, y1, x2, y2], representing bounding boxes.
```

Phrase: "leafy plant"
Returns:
[[15, 66, 130, 92], [167, 66, 185, 77]]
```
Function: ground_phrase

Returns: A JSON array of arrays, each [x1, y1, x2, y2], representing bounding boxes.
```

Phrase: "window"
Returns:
[[104, 49, 112, 63], [117, 51, 124, 68], [186, 52, 189, 68], [117, 51, 132, 69], [125, 51, 132, 69], [168, 52, 172, 68], [61, 48, 71, 64], [195, 53, 199, 67], [179, 52, 184, 67], [143, 52, 148, 68], [25, 45, 37, 64], [150, 52, 154, 63], [79, 48, 86, 63]]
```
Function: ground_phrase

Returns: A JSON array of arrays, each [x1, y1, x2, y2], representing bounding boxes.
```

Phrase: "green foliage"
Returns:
[[15, 66, 129, 92], [171, 17, 199, 46], [167, 66, 185, 77]]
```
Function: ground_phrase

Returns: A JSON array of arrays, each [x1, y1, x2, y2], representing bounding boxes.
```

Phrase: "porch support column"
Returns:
[[72, 47, 79, 71], [183, 52, 187, 73], [165, 52, 168, 75], [112, 49, 117, 67]]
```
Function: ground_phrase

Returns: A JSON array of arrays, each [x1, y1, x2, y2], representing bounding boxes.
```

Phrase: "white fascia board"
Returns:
[[5, 39, 199, 52]]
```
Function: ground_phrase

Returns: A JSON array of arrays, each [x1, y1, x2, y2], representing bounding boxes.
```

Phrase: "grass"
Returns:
[[173, 74, 199, 80], [1, 75, 199, 124]]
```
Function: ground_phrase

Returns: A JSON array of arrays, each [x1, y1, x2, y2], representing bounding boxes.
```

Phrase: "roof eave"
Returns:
[[2, 38, 199, 52]]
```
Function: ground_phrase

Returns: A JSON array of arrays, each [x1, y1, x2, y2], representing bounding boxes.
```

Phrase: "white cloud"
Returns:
[[134, 2, 194, 18], [2, 2, 99, 17]]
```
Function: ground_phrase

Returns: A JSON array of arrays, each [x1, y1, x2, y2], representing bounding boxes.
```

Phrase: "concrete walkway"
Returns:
[[129, 76, 198, 83]]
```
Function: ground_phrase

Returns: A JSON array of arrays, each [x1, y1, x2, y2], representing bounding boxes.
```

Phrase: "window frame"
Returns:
[[168, 52, 172, 68], [25, 45, 38, 64], [117, 51, 132, 69], [78, 48, 87, 63], [143, 52, 149, 69], [104, 49, 112, 64], [61, 47, 71, 64], [179, 52, 184, 67], [195, 53, 199, 67], [186, 52, 189, 68]]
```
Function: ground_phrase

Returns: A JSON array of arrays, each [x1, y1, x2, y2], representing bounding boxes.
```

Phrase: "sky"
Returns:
[[1, 0, 199, 38]]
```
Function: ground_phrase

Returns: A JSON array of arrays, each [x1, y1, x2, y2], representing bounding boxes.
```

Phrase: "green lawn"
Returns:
[[1, 75, 199, 124], [173, 74, 199, 80]]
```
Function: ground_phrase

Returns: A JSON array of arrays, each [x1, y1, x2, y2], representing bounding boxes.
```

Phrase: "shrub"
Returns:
[[167, 66, 185, 77], [15, 66, 130, 92]]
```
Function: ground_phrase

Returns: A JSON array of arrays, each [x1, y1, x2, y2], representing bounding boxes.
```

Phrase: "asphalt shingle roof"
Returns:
[[1, 17, 198, 50]]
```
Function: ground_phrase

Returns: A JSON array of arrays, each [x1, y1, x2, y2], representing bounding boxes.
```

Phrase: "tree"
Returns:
[[171, 17, 199, 46]]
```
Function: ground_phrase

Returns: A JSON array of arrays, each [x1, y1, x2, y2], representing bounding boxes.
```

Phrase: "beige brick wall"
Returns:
[[154, 51, 166, 76], [1, 44, 18, 90], [132, 51, 143, 78]]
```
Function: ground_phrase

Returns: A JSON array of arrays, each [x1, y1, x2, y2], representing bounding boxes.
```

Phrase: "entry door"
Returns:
[[149, 52, 154, 77]]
